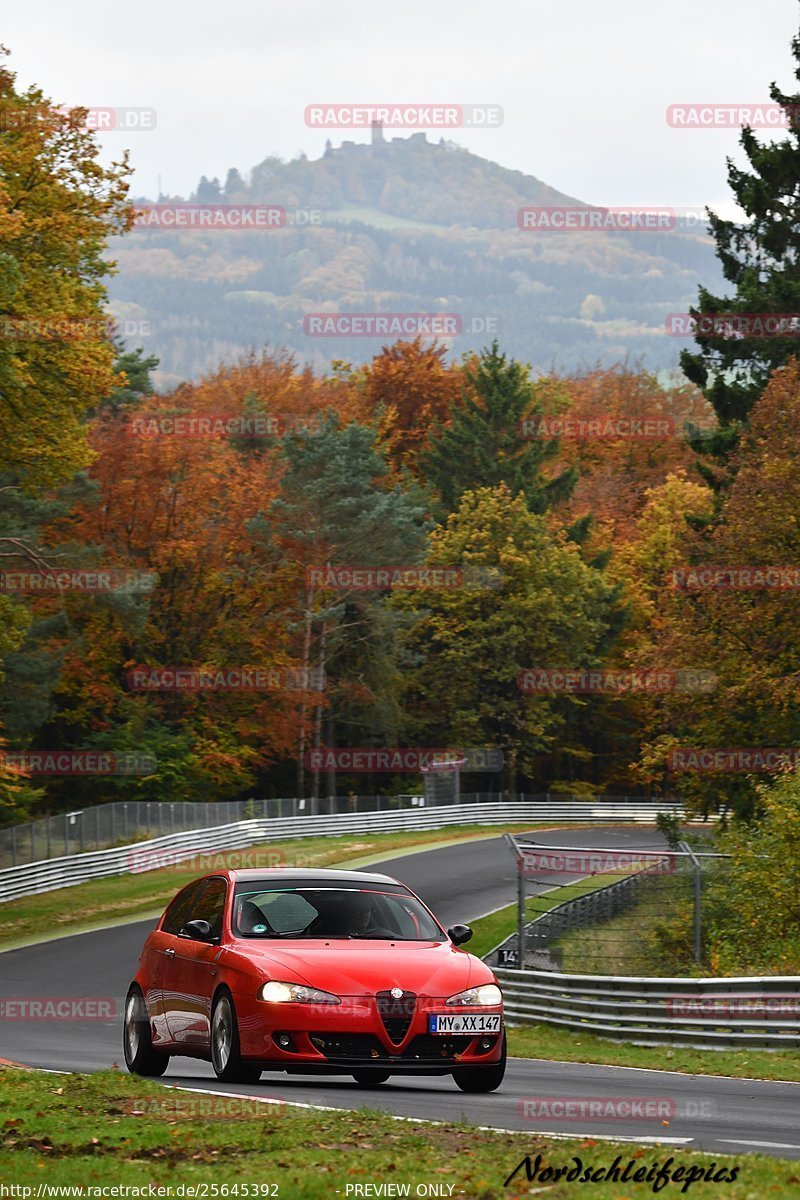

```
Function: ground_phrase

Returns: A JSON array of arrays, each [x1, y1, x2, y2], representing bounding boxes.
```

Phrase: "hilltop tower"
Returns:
[[371, 120, 385, 147]]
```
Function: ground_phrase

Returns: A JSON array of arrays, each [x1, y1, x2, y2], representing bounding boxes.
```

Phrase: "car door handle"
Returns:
[[165, 948, 175, 957]]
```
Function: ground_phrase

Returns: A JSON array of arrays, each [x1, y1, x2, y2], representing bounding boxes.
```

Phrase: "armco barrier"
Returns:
[[0, 800, 684, 903], [495, 967, 800, 1049]]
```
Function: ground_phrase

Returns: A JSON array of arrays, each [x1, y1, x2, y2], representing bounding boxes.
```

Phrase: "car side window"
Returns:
[[186, 877, 227, 938], [161, 880, 205, 935]]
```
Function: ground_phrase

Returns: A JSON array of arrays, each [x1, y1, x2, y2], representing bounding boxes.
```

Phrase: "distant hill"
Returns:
[[109, 132, 724, 389]]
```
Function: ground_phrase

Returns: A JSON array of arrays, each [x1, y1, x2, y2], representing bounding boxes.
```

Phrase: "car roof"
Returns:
[[225, 867, 402, 885]]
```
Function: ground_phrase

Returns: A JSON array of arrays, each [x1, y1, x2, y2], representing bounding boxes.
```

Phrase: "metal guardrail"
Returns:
[[0, 792, 668, 868], [495, 967, 800, 1049], [0, 800, 685, 903]]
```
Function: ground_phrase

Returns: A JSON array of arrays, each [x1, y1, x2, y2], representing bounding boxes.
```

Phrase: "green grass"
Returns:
[[1, 1067, 794, 1200], [507, 1022, 800, 1083], [551, 881, 696, 977], [0, 822, 541, 952]]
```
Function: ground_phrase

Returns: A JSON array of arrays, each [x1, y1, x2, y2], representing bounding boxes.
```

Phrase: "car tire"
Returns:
[[211, 990, 262, 1084], [452, 1032, 506, 1093], [123, 985, 169, 1077], [351, 1069, 391, 1087]]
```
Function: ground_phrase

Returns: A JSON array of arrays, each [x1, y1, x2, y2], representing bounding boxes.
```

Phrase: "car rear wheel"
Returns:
[[452, 1032, 506, 1093], [123, 985, 169, 1077], [211, 991, 262, 1084], [351, 1069, 391, 1087]]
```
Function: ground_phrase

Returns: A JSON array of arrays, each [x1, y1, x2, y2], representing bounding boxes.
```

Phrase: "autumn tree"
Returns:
[[555, 366, 714, 543], [395, 484, 620, 790], [0, 48, 132, 489], [638, 359, 800, 817], [363, 338, 462, 475]]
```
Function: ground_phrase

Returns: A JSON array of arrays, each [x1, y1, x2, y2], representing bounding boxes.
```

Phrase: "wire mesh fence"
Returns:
[[0, 792, 666, 868], [497, 835, 730, 976]]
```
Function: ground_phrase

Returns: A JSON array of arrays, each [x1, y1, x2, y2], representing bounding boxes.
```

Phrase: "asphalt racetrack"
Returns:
[[2, 825, 799, 1160]]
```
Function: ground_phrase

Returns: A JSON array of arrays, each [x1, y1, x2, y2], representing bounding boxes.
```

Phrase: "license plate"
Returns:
[[428, 1013, 502, 1035]]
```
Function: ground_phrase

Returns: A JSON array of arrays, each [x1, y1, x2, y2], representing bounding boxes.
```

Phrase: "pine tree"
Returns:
[[195, 175, 222, 203], [224, 168, 246, 198], [682, 30, 800, 460], [422, 342, 578, 514], [262, 417, 430, 800]]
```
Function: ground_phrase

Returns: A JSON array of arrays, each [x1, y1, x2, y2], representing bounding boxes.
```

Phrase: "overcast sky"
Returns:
[[3, 0, 797, 212]]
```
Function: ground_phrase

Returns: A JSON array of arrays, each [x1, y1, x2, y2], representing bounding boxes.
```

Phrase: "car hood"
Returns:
[[226, 938, 489, 997]]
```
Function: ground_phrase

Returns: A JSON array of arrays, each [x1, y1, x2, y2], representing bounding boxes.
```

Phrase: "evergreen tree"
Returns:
[[224, 168, 246, 198], [195, 175, 222, 203], [99, 345, 159, 413], [422, 342, 578, 514], [256, 417, 430, 798], [682, 31, 800, 461]]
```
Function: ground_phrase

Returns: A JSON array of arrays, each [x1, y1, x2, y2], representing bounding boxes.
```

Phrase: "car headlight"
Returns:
[[259, 980, 341, 1005], [445, 983, 502, 1007]]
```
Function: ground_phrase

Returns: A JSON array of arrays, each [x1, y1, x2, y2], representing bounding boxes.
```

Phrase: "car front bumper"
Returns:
[[233, 991, 504, 1071]]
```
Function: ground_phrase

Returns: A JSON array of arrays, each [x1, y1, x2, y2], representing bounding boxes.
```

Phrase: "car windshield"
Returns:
[[232, 882, 446, 941]]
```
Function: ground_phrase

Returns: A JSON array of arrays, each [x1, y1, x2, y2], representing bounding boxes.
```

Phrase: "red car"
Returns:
[[123, 867, 505, 1092]]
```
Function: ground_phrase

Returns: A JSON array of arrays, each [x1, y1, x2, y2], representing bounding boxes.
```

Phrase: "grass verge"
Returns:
[[0, 1067, 789, 1200], [467, 869, 639, 959], [0, 823, 539, 952], [506, 1023, 800, 1084]]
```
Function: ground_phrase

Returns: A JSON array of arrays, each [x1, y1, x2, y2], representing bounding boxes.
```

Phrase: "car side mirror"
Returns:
[[448, 924, 473, 946], [182, 918, 214, 942]]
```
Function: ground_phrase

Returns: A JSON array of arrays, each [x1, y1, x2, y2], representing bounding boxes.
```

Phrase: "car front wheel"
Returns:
[[123, 985, 169, 1077], [452, 1032, 506, 1093], [211, 991, 262, 1084]]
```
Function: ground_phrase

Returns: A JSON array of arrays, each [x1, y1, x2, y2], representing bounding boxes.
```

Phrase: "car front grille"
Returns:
[[403, 1034, 472, 1059], [376, 989, 416, 1043], [310, 1033, 387, 1060], [309, 1030, 476, 1063]]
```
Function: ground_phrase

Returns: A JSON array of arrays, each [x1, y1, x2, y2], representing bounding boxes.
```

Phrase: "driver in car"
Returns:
[[347, 892, 374, 934]]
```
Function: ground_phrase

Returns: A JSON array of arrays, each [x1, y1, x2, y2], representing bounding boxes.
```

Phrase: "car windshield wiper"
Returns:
[[348, 932, 406, 939]]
